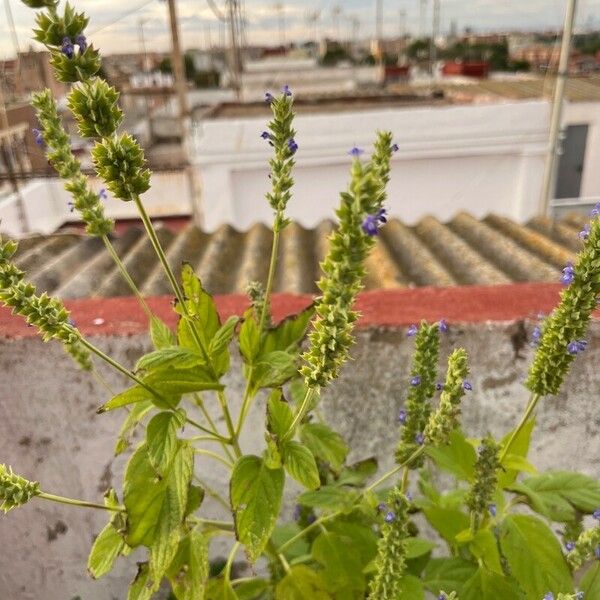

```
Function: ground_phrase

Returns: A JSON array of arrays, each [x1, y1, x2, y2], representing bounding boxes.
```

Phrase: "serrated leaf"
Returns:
[[469, 529, 503, 575], [282, 441, 320, 490], [405, 537, 437, 559], [150, 316, 176, 350], [426, 429, 477, 481], [498, 417, 535, 488], [275, 565, 330, 599], [230, 455, 284, 562], [499, 514, 573, 599], [146, 411, 183, 475], [423, 558, 478, 596], [423, 506, 470, 547], [87, 522, 126, 579], [398, 575, 425, 599], [336, 457, 378, 487], [135, 347, 204, 373], [251, 351, 298, 391], [300, 423, 348, 472], [238, 310, 261, 364], [101, 385, 153, 412], [461, 567, 525, 600], [128, 562, 153, 600], [209, 316, 239, 377], [298, 485, 357, 510], [143, 367, 223, 395], [234, 579, 269, 600], [267, 390, 294, 439], [261, 305, 315, 355], [124, 442, 194, 549], [271, 523, 310, 561], [501, 453, 537, 475], [166, 530, 209, 600], [115, 401, 153, 455]]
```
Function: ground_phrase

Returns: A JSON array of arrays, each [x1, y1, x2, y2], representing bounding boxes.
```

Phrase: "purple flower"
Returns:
[[260, 131, 271, 140], [265, 92, 274, 103], [438, 319, 449, 333], [306, 513, 316, 524], [391, 143, 399, 153], [288, 138, 298, 154], [591, 202, 600, 217], [75, 34, 87, 52], [98, 188, 107, 200], [596, 546, 600, 559], [293, 504, 301, 522], [489, 503, 497, 517], [282, 84, 292, 96], [377, 502, 387, 512], [561, 262, 575, 285], [436, 382, 444, 391], [579, 223, 591, 240], [67, 318, 76, 328], [384, 511, 396, 523], [407, 324, 418, 337], [593, 508, 600, 520], [567, 340, 587, 355], [397, 409, 407, 424], [61, 37, 75, 59], [411, 376, 421, 387], [406, 491, 413, 501], [463, 380, 472, 391], [377, 208, 387, 224], [361, 207, 387, 236], [531, 325, 542, 347], [67, 201, 75, 213], [349, 146, 364, 158], [543, 594, 554, 600], [415, 432, 425, 445], [566, 541, 576, 551], [32, 128, 44, 147]]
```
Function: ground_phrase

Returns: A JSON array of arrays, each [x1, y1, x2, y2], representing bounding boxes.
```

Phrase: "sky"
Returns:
[[2, 0, 600, 59]]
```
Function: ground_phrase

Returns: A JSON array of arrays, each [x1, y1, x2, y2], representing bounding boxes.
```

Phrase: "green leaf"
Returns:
[[461, 567, 525, 600], [267, 390, 294, 438], [499, 514, 573, 599], [398, 575, 425, 600], [209, 316, 239, 377], [509, 471, 600, 522], [300, 423, 348, 472], [230, 455, 284, 562], [275, 565, 330, 599], [405, 537, 437, 560], [271, 523, 310, 560], [298, 485, 358, 511], [150, 316, 176, 350], [501, 454, 537, 475], [312, 531, 365, 595], [101, 385, 153, 412], [238, 310, 261, 364], [426, 429, 477, 481], [143, 367, 223, 395], [146, 411, 184, 476], [325, 521, 378, 565], [166, 530, 209, 600], [335, 457, 378, 487], [114, 401, 153, 455], [251, 351, 298, 391], [498, 417, 535, 488], [423, 506, 470, 547], [423, 558, 478, 596], [282, 441, 320, 490], [469, 529, 503, 575], [185, 484, 205, 517], [87, 522, 126, 579], [128, 562, 153, 600], [581, 562, 600, 598], [234, 579, 269, 600], [261, 305, 315, 354], [135, 347, 204, 373], [124, 442, 194, 548]]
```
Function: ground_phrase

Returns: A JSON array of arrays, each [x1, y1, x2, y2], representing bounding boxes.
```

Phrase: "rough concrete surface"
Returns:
[[1, 321, 599, 599]]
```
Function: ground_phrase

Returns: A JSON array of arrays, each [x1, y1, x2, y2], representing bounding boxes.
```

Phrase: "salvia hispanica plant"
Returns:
[[1, 2, 600, 599]]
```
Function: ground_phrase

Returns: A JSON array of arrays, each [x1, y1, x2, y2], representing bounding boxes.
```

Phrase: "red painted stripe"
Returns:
[[0, 283, 587, 340]]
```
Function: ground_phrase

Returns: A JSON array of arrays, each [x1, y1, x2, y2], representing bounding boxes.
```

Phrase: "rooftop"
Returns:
[[3, 212, 586, 299]]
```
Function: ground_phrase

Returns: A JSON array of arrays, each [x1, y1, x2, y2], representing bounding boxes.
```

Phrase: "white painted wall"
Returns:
[[193, 100, 551, 231]]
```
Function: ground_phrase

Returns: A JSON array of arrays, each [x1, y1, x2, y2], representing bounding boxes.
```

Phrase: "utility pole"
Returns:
[[166, 0, 189, 119], [429, 0, 440, 77], [275, 2, 285, 45], [539, 0, 578, 215], [375, 0, 383, 51], [419, 0, 427, 38], [227, 0, 242, 100]]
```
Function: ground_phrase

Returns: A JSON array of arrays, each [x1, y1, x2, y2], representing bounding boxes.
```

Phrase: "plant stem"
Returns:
[[193, 393, 236, 462], [195, 518, 235, 531], [284, 386, 319, 440], [499, 393, 540, 462], [400, 467, 409, 494], [194, 448, 234, 469], [193, 475, 230, 510], [365, 446, 425, 494], [224, 541, 241, 587], [102, 235, 152, 319], [278, 512, 338, 553], [218, 390, 242, 458], [258, 216, 282, 334], [38, 491, 124, 512]]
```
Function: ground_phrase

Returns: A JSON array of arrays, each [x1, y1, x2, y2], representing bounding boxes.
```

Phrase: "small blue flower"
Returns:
[[407, 324, 418, 337], [32, 128, 44, 147], [411, 375, 421, 387], [415, 432, 425, 445], [265, 91, 274, 103], [282, 84, 292, 96], [406, 491, 413, 501], [438, 319, 449, 333], [384, 510, 396, 523], [436, 382, 444, 391], [361, 207, 387, 236], [75, 34, 87, 52], [531, 325, 542, 347], [98, 188, 107, 200], [579, 223, 591, 240], [567, 340, 587, 355], [593, 508, 600, 520], [377, 502, 387, 512], [260, 131, 271, 140], [543, 594, 554, 600], [561, 262, 575, 285], [288, 138, 298, 154], [463, 380, 472, 391], [397, 409, 407, 424], [489, 503, 497, 517], [391, 143, 399, 153], [591, 202, 600, 217], [348, 146, 364, 158], [61, 37, 75, 59], [565, 541, 576, 551], [596, 546, 600, 559]]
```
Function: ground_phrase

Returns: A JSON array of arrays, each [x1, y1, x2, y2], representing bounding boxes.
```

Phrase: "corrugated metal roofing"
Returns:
[[3, 213, 587, 299]]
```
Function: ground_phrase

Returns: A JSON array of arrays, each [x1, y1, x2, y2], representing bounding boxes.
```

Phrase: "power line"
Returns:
[[206, 0, 228, 22], [89, 0, 157, 36]]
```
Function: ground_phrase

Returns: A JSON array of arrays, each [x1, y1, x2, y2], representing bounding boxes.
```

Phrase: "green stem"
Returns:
[[193, 475, 230, 510], [235, 378, 254, 439], [102, 235, 152, 319], [258, 217, 281, 333], [224, 542, 241, 587], [193, 393, 236, 462], [278, 512, 338, 553], [38, 491, 124, 512], [284, 386, 319, 441], [195, 518, 234, 531], [499, 393, 540, 462], [400, 467, 409, 494], [194, 448, 234, 469], [218, 390, 242, 458]]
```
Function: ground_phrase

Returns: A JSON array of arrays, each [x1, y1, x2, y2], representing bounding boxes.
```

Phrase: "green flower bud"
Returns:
[[527, 214, 600, 396], [566, 525, 600, 570], [396, 321, 440, 467], [33, 2, 88, 47], [424, 349, 470, 445], [0, 465, 40, 513], [465, 436, 500, 529], [50, 46, 101, 83], [92, 133, 151, 200], [67, 78, 123, 138], [246, 281, 270, 326], [32, 90, 113, 237], [439, 593, 458, 600], [367, 487, 409, 600]]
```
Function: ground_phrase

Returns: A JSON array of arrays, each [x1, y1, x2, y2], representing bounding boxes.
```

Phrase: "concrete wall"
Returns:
[[194, 100, 550, 231], [1, 309, 599, 598]]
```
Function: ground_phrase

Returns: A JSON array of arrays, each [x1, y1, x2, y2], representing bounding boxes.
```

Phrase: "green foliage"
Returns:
[[50, 45, 101, 83], [465, 436, 500, 529], [33, 2, 88, 46], [566, 525, 600, 570], [0, 464, 40, 512]]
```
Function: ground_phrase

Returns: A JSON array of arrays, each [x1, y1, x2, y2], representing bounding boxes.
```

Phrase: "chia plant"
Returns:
[[1, 2, 600, 599]]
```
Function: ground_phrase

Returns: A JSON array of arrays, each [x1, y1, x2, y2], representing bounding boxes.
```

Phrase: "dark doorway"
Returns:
[[555, 124, 588, 199]]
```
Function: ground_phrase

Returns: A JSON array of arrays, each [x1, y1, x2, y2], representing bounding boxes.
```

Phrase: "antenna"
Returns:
[[274, 2, 286, 45]]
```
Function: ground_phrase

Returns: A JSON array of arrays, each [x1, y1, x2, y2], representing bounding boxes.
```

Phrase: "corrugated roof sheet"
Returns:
[[3, 213, 587, 299]]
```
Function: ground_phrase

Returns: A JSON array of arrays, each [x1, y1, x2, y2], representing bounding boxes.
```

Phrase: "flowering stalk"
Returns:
[[566, 524, 600, 570], [466, 436, 500, 531], [367, 487, 409, 600], [0, 465, 40, 513], [396, 321, 441, 466], [439, 593, 459, 600]]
